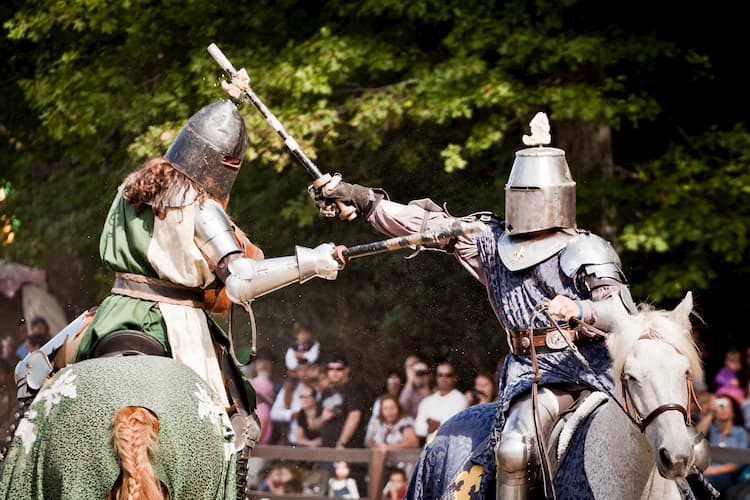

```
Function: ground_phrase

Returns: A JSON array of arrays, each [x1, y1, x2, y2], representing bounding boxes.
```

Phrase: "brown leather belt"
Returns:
[[508, 326, 588, 355], [112, 272, 204, 308]]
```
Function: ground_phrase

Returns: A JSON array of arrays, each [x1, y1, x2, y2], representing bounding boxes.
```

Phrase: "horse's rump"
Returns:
[[0, 356, 237, 500]]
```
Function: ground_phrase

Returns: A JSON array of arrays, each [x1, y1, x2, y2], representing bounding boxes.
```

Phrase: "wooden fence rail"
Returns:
[[246, 445, 750, 499], [247, 445, 422, 499]]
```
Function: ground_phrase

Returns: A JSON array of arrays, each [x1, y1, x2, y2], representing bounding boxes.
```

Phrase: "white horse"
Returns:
[[407, 292, 710, 500], [553, 291, 706, 499]]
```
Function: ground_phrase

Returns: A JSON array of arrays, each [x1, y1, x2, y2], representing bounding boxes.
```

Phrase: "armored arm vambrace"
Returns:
[[222, 244, 339, 304], [195, 198, 339, 305], [584, 275, 638, 332]]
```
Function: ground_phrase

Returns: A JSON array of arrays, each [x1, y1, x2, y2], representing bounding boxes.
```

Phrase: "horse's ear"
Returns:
[[672, 291, 693, 328]]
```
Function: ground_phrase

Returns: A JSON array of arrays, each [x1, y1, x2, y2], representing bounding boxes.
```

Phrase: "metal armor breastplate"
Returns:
[[498, 229, 577, 271]]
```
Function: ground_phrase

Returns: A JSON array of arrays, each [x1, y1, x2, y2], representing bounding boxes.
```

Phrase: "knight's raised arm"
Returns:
[[312, 180, 489, 283]]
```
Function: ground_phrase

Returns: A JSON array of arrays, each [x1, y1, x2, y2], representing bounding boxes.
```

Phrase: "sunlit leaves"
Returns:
[[1, 0, 745, 313]]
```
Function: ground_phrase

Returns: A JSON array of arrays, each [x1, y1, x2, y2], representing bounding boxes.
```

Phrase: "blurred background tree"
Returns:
[[1, 0, 747, 390]]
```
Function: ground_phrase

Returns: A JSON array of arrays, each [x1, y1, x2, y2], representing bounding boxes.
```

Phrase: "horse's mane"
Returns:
[[607, 302, 704, 384]]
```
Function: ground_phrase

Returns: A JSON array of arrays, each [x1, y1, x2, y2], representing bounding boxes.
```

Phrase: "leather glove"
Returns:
[[309, 176, 386, 219]]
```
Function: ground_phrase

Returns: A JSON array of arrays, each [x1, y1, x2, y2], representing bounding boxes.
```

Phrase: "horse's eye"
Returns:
[[624, 372, 639, 383]]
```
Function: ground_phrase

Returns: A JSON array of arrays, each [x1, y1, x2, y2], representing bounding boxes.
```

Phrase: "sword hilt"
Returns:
[[208, 43, 356, 221]]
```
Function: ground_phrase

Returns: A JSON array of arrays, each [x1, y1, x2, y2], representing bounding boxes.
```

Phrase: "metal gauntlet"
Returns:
[[224, 243, 340, 303]]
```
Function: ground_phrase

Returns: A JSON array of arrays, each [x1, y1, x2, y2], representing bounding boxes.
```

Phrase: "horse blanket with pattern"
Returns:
[[0, 356, 237, 500]]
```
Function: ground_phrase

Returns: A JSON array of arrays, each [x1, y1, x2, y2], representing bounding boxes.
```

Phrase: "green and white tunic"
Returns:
[[74, 187, 254, 409]]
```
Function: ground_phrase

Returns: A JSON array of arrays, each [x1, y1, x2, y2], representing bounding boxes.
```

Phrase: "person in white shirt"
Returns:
[[270, 361, 313, 444], [413, 361, 467, 445], [284, 322, 320, 372]]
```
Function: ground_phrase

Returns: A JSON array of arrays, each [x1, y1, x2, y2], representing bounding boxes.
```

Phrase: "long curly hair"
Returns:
[[122, 157, 210, 219]]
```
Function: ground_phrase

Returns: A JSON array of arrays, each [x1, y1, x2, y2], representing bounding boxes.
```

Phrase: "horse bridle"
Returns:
[[619, 337, 702, 433], [540, 308, 703, 434]]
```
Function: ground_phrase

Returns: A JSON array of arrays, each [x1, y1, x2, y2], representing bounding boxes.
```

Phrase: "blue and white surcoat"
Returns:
[[476, 221, 614, 457]]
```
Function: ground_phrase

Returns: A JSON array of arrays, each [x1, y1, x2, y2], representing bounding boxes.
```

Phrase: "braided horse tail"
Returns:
[[109, 406, 166, 500]]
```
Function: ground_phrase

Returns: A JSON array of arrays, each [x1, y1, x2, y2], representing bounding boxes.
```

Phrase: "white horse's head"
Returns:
[[607, 292, 703, 480]]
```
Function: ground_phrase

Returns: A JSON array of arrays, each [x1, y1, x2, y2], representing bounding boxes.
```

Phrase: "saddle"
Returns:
[[545, 390, 608, 473]]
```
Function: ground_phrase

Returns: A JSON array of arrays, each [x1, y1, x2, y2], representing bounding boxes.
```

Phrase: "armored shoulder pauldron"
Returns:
[[498, 229, 577, 271]]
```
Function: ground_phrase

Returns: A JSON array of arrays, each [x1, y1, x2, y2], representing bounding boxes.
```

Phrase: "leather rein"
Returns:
[[529, 308, 701, 500]]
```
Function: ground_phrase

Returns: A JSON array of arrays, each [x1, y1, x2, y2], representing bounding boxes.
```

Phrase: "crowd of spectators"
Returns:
[[690, 345, 750, 499], [244, 322, 750, 497], [9, 313, 750, 498], [243, 320, 504, 495]]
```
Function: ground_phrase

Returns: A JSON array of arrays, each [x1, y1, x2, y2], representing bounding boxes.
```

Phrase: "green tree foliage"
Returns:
[[2, 0, 748, 387]]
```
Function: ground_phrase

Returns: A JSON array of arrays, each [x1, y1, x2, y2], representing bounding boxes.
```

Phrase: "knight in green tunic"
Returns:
[[11, 100, 347, 496]]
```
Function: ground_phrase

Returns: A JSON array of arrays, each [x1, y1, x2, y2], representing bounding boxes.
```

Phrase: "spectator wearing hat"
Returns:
[[696, 386, 749, 497]]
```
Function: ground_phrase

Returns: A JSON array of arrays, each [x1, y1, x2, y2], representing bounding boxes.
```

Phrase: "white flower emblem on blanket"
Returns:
[[194, 383, 236, 461], [36, 369, 78, 417], [16, 410, 38, 455], [16, 370, 78, 455]]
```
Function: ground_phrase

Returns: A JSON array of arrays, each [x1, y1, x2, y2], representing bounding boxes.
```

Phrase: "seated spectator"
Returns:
[[16, 316, 50, 360], [294, 384, 322, 447], [696, 387, 749, 497], [367, 395, 419, 451], [383, 467, 408, 500], [368, 395, 418, 474], [318, 354, 367, 449], [327, 461, 360, 498], [258, 461, 303, 494], [285, 322, 320, 373], [465, 371, 498, 406], [414, 360, 467, 445], [365, 368, 405, 445]]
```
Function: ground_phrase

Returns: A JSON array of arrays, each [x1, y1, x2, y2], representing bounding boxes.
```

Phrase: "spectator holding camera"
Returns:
[[465, 371, 499, 406], [399, 357, 432, 419], [696, 386, 749, 497]]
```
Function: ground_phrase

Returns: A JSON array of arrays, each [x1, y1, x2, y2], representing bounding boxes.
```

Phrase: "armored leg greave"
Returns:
[[689, 426, 711, 472], [495, 388, 560, 500], [234, 410, 261, 500]]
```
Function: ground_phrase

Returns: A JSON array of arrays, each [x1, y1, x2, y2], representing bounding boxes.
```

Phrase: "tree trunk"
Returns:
[[555, 119, 618, 245]]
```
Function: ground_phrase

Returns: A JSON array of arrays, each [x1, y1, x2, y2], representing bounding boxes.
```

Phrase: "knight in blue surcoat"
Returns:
[[311, 112, 708, 499]]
